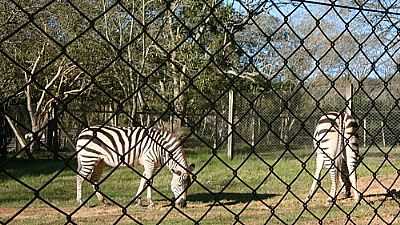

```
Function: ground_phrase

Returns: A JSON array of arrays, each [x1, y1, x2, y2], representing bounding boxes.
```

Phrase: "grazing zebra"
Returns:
[[306, 112, 360, 203], [75, 125, 194, 208]]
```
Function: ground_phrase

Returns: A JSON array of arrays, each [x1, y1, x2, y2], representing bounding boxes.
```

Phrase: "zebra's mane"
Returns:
[[155, 126, 187, 149], [154, 127, 190, 171]]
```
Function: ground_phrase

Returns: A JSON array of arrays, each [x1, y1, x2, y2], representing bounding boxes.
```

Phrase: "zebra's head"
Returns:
[[171, 163, 195, 208]]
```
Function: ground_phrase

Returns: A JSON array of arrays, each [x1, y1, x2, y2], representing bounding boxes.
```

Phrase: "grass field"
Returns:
[[0, 145, 399, 225]]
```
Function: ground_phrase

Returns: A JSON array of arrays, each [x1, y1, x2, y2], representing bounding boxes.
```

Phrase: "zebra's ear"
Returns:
[[188, 163, 195, 172]]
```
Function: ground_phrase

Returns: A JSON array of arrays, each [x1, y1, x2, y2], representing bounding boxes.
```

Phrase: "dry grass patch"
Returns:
[[1, 174, 399, 224]]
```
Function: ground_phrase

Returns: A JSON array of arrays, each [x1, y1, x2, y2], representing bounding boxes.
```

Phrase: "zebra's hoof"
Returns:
[[353, 196, 361, 204], [325, 197, 335, 205], [135, 199, 144, 207], [102, 200, 113, 206], [343, 191, 351, 199]]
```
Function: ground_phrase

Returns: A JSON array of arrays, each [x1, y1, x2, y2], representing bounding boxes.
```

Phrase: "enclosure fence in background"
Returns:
[[0, 0, 400, 224]]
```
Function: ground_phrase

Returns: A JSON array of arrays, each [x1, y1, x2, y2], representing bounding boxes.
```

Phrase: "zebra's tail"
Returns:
[[337, 112, 346, 158], [339, 112, 352, 196]]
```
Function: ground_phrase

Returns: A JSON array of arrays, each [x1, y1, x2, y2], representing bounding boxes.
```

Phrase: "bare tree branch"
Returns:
[[36, 59, 65, 113], [224, 69, 268, 82], [25, 42, 46, 121], [4, 114, 26, 148]]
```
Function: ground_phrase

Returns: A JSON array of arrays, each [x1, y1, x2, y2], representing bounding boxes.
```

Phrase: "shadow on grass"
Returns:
[[188, 192, 279, 206], [364, 189, 400, 200], [0, 158, 77, 180]]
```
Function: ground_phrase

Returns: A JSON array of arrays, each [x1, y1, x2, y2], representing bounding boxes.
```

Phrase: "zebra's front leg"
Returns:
[[135, 167, 154, 207], [134, 177, 146, 206], [147, 181, 154, 208], [145, 168, 155, 208]]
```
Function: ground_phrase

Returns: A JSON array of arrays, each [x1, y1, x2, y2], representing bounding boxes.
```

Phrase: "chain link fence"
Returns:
[[1, 0, 400, 224]]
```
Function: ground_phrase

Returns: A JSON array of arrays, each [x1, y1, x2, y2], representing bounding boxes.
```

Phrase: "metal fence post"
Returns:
[[381, 121, 386, 147], [228, 89, 234, 160]]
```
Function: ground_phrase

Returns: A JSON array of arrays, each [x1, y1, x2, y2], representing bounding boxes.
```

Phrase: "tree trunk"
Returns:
[[58, 122, 74, 151], [280, 115, 285, 145], [4, 115, 32, 159], [30, 118, 41, 157], [284, 117, 296, 143], [172, 71, 183, 129]]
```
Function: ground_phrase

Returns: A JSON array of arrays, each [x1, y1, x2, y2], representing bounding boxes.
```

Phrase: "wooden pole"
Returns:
[[227, 89, 234, 160], [47, 102, 59, 159], [345, 82, 353, 115]]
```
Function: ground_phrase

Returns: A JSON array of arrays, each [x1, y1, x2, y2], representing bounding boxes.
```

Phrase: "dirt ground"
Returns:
[[1, 174, 399, 224]]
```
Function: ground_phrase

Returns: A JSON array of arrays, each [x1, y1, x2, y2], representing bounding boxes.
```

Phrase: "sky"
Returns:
[[227, 0, 400, 80]]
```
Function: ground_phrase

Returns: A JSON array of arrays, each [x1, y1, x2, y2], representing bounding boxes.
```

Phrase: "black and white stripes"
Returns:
[[76, 126, 194, 208], [307, 112, 360, 203]]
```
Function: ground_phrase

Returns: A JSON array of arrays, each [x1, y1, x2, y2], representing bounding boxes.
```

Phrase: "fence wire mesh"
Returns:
[[1, 0, 400, 224]]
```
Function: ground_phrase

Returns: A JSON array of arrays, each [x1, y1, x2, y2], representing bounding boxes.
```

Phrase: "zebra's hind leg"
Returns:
[[338, 175, 351, 199], [76, 157, 87, 206], [348, 167, 360, 203], [339, 163, 351, 199], [306, 156, 324, 202], [76, 175, 84, 205], [91, 182, 111, 206], [90, 159, 111, 206], [327, 165, 339, 204]]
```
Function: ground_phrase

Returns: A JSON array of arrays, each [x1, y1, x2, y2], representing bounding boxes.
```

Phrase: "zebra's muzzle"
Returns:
[[177, 199, 187, 208]]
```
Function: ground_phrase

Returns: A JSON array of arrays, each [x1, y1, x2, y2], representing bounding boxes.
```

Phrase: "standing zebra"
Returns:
[[306, 112, 360, 203], [76, 125, 194, 208]]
